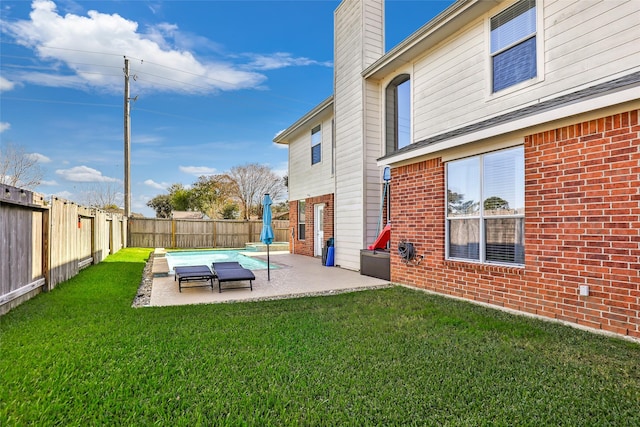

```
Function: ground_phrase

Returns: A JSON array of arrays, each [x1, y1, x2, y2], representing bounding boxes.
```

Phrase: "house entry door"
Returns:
[[314, 204, 325, 257]]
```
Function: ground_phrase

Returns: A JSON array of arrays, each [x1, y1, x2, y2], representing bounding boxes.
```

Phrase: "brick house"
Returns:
[[274, 0, 639, 340]]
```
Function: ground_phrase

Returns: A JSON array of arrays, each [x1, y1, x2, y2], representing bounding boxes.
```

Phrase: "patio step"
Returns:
[[244, 242, 290, 252], [152, 256, 169, 277]]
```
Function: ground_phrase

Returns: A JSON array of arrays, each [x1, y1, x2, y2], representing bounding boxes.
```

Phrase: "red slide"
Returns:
[[368, 223, 391, 250]]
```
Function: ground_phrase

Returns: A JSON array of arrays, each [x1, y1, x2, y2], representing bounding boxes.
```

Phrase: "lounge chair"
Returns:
[[212, 262, 255, 293], [174, 265, 215, 292]]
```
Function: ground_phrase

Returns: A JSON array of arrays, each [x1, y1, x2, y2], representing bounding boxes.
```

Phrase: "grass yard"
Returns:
[[1, 248, 639, 426]]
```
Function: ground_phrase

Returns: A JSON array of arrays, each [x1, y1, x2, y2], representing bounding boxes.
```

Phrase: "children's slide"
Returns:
[[368, 223, 391, 250]]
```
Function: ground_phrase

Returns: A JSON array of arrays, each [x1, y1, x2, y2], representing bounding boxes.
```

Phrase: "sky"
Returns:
[[1, 0, 455, 217]]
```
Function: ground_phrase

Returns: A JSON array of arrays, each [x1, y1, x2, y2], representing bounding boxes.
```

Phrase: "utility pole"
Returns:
[[123, 57, 131, 217]]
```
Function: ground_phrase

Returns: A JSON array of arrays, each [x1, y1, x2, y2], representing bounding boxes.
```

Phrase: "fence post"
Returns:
[[42, 206, 51, 292]]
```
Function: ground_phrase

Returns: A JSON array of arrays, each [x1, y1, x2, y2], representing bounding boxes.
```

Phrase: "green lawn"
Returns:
[[1, 248, 639, 426]]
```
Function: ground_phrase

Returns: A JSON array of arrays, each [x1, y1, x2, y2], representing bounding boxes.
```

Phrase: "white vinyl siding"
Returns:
[[409, 0, 639, 145], [364, 79, 384, 250], [334, 0, 383, 270], [287, 116, 334, 202]]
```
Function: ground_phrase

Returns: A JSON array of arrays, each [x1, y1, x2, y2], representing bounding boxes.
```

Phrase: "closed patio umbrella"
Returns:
[[260, 193, 275, 281]]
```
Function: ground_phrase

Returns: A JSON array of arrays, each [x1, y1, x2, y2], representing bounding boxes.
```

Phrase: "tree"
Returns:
[[147, 194, 172, 218], [447, 190, 478, 216], [227, 163, 286, 220], [220, 202, 239, 219], [78, 182, 123, 212], [146, 182, 207, 218], [272, 201, 290, 218], [191, 174, 237, 219], [484, 196, 510, 212], [0, 142, 43, 189], [167, 183, 195, 211]]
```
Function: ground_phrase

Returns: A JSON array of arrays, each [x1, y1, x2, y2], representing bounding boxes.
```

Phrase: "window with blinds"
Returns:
[[446, 146, 525, 265], [491, 0, 537, 92]]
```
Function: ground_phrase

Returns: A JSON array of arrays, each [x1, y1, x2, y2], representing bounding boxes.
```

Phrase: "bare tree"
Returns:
[[78, 182, 123, 212], [227, 163, 286, 220], [0, 142, 43, 189]]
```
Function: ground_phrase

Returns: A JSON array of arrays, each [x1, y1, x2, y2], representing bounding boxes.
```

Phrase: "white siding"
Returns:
[[364, 80, 384, 248], [408, 0, 640, 144], [288, 114, 334, 201], [334, 0, 383, 270]]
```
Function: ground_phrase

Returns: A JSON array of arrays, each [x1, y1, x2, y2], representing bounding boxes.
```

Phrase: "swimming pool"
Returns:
[[165, 250, 274, 273]]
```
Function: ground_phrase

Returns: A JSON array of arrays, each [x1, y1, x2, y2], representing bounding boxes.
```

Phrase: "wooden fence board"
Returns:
[[128, 218, 289, 248], [1, 184, 127, 314]]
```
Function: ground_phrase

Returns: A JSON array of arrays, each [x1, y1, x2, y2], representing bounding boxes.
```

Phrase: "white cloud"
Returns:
[[243, 52, 333, 71], [40, 179, 58, 186], [55, 165, 120, 183], [132, 193, 152, 212], [0, 122, 10, 133], [179, 165, 216, 176], [27, 152, 51, 163], [0, 76, 15, 92], [1, 1, 332, 95], [1, 0, 266, 94], [144, 179, 169, 190]]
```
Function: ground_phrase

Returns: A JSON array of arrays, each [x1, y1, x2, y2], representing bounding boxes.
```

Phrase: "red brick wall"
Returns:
[[289, 194, 335, 256], [391, 109, 640, 339]]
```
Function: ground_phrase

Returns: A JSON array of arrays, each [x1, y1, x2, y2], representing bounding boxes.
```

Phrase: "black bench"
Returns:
[[212, 262, 255, 293], [174, 265, 215, 292]]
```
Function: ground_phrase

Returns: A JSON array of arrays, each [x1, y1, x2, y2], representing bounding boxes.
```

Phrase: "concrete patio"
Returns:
[[149, 250, 392, 307]]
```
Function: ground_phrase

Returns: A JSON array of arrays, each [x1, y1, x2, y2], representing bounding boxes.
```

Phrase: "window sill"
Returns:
[[444, 260, 524, 275]]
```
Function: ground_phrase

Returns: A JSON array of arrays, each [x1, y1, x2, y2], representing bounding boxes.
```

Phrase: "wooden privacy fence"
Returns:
[[0, 184, 127, 315], [128, 218, 290, 249]]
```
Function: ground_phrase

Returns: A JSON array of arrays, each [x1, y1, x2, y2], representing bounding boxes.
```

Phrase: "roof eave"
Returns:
[[273, 96, 334, 144], [363, 0, 501, 81], [378, 73, 640, 167]]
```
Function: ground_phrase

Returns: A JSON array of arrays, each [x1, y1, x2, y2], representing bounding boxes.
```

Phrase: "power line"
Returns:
[[0, 96, 120, 108]]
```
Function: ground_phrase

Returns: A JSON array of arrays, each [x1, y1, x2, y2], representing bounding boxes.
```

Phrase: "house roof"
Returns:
[[379, 71, 640, 165], [363, 0, 496, 81], [272, 1, 489, 145], [273, 96, 334, 144], [172, 211, 208, 220]]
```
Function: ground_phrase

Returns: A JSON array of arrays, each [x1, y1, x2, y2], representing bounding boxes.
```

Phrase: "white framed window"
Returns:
[[490, 0, 537, 93], [298, 200, 306, 240], [385, 74, 411, 154], [311, 125, 321, 165], [446, 146, 525, 265]]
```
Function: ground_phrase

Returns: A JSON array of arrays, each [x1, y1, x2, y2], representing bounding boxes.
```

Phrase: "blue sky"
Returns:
[[1, 0, 454, 217]]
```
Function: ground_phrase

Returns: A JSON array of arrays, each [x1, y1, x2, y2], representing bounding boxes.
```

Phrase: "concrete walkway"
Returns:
[[150, 251, 391, 307]]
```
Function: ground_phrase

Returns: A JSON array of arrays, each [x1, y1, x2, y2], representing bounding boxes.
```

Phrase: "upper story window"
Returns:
[[311, 125, 321, 165], [446, 146, 525, 266], [385, 74, 411, 154], [491, 0, 537, 92]]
